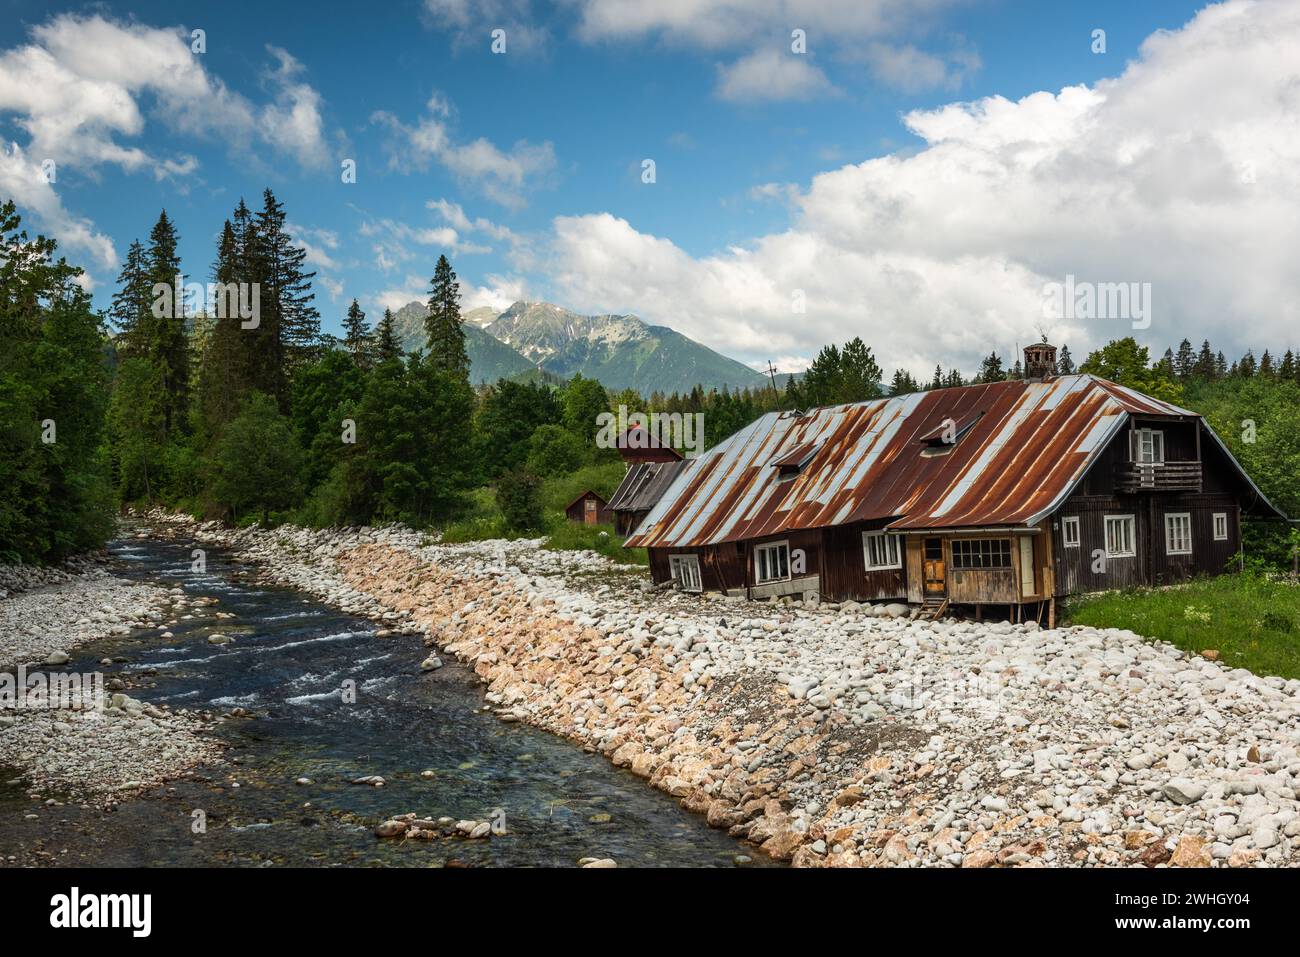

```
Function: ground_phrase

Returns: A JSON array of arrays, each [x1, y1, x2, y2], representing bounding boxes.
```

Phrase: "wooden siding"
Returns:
[[564, 493, 612, 525], [649, 409, 1259, 606], [1052, 423, 1243, 595], [819, 524, 907, 602]]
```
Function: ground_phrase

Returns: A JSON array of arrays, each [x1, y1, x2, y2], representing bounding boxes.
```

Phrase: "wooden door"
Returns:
[[1018, 536, 1035, 597], [584, 499, 597, 525], [923, 537, 946, 598]]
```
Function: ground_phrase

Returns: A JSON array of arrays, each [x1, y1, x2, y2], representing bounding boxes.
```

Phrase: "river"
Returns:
[[0, 536, 771, 867]]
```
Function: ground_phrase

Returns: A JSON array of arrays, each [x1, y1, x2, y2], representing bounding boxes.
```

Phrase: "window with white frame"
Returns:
[[1165, 513, 1192, 555], [1135, 428, 1165, 464], [1213, 512, 1229, 541], [1104, 515, 1136, 558], [862, 531, 901, 570], [1061, 516, 1081, 548], [669, 554, 702, 592], [754, 541, 791, 584]]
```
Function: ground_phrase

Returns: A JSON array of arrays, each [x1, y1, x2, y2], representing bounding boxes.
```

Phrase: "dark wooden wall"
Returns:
[[819, 524, 907, 602], [649, 420, 1256, 601], [1052, 422, 1243, 594]]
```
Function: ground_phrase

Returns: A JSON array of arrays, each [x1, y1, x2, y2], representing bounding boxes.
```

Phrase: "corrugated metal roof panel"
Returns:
[[624, 373, 1244, 548]]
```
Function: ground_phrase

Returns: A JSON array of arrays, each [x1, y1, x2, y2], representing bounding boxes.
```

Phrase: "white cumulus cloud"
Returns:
[[543, 0, 1300, 378]]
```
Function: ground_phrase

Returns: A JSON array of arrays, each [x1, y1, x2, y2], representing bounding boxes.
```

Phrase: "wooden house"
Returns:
[[608, 459, 693, 535], [564, 490, 613, 526], [624, 344, 1284, 622], [616, 426, 685, 465]]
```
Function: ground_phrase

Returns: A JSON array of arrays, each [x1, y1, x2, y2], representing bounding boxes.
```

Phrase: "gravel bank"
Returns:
[[153, 511, 1300, 868], [0, 541, 222, 805]]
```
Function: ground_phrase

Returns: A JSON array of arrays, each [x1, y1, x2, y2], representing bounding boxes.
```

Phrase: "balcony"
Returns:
[[1115, 460, 1202, 493]]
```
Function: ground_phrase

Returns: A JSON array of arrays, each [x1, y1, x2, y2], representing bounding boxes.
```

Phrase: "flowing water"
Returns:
[[0, 537, 771, 867]]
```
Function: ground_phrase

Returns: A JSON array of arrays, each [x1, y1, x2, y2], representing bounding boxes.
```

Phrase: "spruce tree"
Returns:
[[929, 364, 943, 390], [375, 308, 401, 363], [1057, 344, 1075, 374], [343, 299, 372, 368], [1238, 350, 1257, 377], [1193, 340, 1216, 380], [889, 369, 918, 395], [838, 337, 883, 402], [1280, 350, 1296, 382], [200, 220, 250, 438], [254, 188, 320, 402], [144, 210, 189, 436], [109, 239, 150, 358], [1259, 349, 1275, 379], [1174, 338, 1195, 380], [1157, 348, 1176, 381], [976, 352, 1005, 383], [425, 255, 469, 382]]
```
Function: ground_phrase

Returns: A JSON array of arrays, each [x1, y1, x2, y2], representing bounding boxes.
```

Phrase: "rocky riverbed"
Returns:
[[0, 550, 222, 805], [142, 510, 1300, 868]]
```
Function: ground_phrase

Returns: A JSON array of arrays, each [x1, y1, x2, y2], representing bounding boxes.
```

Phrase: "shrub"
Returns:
[[496, 469, 544, 532]]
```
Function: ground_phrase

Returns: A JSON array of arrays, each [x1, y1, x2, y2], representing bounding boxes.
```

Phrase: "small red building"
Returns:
[[564, 490, 613, 525]]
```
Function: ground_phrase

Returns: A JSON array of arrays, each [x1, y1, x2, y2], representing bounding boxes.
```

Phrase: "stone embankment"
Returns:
[[154, 511, 1300, 868]]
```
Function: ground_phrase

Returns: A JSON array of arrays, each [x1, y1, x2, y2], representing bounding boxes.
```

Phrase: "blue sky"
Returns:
[[2, 0, 1295, 377]]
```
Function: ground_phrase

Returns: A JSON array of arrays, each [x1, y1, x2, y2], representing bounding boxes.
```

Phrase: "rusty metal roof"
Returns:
[[608, 460, 694, 513], [624, 374, 1277, 548]]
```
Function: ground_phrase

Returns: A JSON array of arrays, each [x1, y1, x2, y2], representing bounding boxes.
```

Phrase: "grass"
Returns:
[[438, 462, 649, 566], [543, 518, 647, 565], [1063, 572, 1300, 680]]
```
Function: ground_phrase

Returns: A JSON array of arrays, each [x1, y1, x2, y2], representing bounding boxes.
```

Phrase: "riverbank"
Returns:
[[0, 544, 223, 806], [147, 510, 1300, 868]]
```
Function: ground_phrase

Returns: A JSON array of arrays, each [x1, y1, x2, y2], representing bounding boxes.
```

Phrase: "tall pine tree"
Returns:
[[425, 255, 469, 382], [343, 299, 372, 368], [109, 239, 150, 358], [254, 188, 320, 404], [200, 219, 250, 438], [375, 307, 401, 363], [1057, 344, 1075, 374], [144, 210, 188, 436], [1173, 338, 1195, 380]]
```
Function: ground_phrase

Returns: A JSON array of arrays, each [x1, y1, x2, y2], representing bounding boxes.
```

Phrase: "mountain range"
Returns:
[[389, 300, 771, 394]]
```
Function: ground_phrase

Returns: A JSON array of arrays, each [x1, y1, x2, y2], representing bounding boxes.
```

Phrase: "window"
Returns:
[[1061, 516, 1081, 548], [1213, 512, 1229, 541], [754, 541, 791, 584], [862, 531, 901, 570], [1165, 513, 1192, 555], [669, 554, 702, 592], [1135, 428, 1165, 465], [950, 539, 1012, 570], [1105, 515, 1136, 558]]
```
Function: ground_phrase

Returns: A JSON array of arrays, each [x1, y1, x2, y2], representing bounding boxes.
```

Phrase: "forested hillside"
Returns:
[[1, 195, 1295, 572]]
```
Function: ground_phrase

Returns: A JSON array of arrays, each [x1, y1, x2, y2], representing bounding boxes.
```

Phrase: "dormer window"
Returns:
[[1135, 428, 1165, 465], [769, 441, 822, 478], [918, 412, 983, 457]]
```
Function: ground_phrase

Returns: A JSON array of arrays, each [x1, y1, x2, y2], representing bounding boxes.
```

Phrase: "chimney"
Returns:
[[1023, 341, 1057, 381]]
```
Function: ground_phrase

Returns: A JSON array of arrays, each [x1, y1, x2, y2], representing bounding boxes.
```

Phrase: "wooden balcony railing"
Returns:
[[1115, 460, 1202, 493]]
